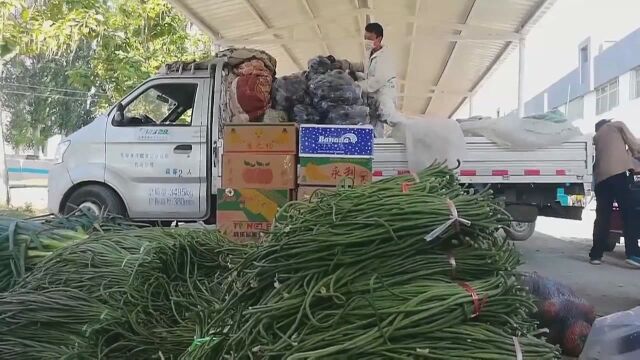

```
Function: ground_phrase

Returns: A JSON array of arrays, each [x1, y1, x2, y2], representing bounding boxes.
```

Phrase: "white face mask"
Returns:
[[364, 40, 375, 51]]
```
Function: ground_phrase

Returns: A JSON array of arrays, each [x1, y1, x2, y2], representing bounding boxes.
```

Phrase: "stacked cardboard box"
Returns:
[[218, 124, 297, 242], [297, 124, 374, 201]]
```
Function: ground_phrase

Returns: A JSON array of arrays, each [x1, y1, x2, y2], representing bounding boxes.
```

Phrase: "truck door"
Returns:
[[105, 78, 208, 220]]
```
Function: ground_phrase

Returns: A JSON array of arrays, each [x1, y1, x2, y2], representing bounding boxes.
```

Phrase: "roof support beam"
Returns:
[[398, 89, 472, 97], [301, 0, 330, 55], [240, 0, 304, 70], [425, 0, 478, 115], [517, 38, 526, 117], [221, 9, 522, 43], [447, 0, 558, 118], [216, 32, 520, 47], [401, 0, 421, 112]]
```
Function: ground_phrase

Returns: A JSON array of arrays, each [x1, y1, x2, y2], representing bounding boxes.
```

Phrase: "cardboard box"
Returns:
[[297, 186, 335, 201], [299, 124, 374, 158], [223, 154, 296, 189], [223, 123, 296, 153], [216, 188, 290, 242], [298, 157, 372, 186]]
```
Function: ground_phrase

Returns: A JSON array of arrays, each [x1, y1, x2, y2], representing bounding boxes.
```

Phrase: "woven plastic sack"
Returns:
[[308, 70, 363, 106], [580, 306, 640, 360], [307, 56, 336, 78], [326, 105, 370, 125], [458, 109, 583, 150], [232, 74, 272, 121], [272, 72, 310, 113], [292, 104, 321, 124]]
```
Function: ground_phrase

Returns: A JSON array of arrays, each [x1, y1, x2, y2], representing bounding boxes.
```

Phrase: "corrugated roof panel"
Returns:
[[168, 0, 556, 117]]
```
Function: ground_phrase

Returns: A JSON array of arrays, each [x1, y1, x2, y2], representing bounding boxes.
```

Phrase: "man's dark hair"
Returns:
[[365, 23, 384, 38], [595, 119, 612, 132]]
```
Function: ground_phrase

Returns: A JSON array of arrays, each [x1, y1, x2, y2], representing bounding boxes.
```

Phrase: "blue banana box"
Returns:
[[299, 125, 374, 158]]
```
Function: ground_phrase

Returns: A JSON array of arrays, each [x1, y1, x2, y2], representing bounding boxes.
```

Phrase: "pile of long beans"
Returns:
[[0, 228, 249, 359], [0, 209, 146, 292], [184, 163, 560, 359]]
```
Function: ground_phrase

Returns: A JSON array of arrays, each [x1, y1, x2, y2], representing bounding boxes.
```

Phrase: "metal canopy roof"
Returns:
[[168, 0, 555, 117]]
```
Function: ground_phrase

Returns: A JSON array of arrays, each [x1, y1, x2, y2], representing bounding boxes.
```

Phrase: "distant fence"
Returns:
[[6, 158, 51, 188]]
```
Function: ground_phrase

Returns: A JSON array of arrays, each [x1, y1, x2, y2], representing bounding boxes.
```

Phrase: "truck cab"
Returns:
[[49, 59, 225, 221]]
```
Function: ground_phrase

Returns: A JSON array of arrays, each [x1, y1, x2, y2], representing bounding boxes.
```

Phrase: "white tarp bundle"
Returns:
[[580, 305, 640, 360], [457, 110, 583, 150], [390, 115, 467, 171]]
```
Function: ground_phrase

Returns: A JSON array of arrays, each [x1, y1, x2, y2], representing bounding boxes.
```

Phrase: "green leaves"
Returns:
[[0, 0, 211, 149]]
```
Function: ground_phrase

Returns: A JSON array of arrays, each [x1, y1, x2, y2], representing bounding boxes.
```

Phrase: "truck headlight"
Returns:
[[54, 140, 70, 164]]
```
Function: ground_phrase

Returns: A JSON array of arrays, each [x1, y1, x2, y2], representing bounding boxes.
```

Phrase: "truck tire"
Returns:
[[606, 234, 620, 252], [64, 185, 127, 217], [505, 221, 536, 241]]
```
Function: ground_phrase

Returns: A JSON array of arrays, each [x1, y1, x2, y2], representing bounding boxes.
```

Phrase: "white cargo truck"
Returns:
[[49, 57, 592, 240]]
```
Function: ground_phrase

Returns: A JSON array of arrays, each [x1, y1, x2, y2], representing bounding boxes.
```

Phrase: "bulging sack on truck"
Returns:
[[230, 74, 273, 122], [307, 56, 339, 78], [458, 110, 582, 150], [580, 306, 640, 360], [272, 72, 310, 113], [326, 105, 370, 125], [293, 104, 322, 124], [308, 70, 363, 106], [521, 272, 595, 357], [390, 115, 467, 171]]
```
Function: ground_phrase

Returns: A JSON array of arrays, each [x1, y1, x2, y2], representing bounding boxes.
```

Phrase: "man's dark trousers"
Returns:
[[591, 171, 640, 260]]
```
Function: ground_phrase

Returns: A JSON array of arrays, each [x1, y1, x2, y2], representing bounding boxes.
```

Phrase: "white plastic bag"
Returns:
[[390, 115, 467, 171], [458, 109, 582, 150], [579, 306, 640, 360]]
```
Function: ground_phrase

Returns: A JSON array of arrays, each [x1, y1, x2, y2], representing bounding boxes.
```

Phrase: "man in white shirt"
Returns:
[[341, 23, 398, 137]]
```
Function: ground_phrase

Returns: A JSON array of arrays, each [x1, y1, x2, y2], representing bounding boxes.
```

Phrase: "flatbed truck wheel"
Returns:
[[505, 221, 536, 241]]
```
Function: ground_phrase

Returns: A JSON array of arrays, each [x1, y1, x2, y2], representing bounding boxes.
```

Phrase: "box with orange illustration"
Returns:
[[298, 157, 372, 186], [222, 154, 296, 189], [297, 186, 336, 201], [223, 124, 297, 153], [217, 188, 290, 242]]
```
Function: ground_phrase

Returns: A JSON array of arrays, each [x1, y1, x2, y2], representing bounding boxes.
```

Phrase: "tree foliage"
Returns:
[[1, 47, 95, 150], [0, 0, 211, 150]]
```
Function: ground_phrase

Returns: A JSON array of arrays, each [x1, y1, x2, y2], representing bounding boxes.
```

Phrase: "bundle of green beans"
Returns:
[[0, 209, 146, 292], [184, 163, 560, 359], [0, 228, 249, 360]]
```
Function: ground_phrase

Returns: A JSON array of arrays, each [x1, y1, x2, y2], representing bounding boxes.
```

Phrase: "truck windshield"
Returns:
[[120, 83, 198, 126]]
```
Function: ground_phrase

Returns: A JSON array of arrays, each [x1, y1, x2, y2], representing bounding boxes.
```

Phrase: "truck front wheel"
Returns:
[[64, 185, 127, 217], [506, 221, 536, 241]]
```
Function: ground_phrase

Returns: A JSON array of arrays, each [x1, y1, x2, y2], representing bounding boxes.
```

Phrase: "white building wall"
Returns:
[[574, 70, 640, 136], [454, 0, 640, 120]]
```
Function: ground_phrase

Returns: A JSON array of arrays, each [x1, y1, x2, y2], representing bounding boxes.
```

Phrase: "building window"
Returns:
[[631, 67, 640, 100], [596, 78, 619, 115]]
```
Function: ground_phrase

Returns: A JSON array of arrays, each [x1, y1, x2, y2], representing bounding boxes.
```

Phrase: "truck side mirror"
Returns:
[[113, 103, 125, 125]]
